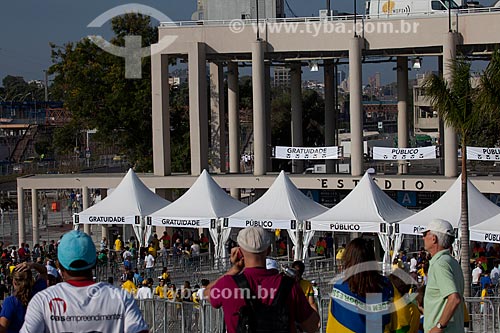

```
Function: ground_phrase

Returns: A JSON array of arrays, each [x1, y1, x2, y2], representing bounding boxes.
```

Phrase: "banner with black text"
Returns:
[[372, 146, 437, 160], [274, 146, 342, 160], [467, 147, 500, 161]]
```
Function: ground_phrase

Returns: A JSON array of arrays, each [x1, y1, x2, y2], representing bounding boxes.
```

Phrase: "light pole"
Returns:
[[1, 208, 4, 243], [256, 0, 261, 41], [43, 70, 49, 102], [448, 0, 452, 32], [353, 0, 358, 37]]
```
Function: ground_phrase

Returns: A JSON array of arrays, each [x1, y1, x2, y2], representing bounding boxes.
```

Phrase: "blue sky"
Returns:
[[0, 0, 493, 86]]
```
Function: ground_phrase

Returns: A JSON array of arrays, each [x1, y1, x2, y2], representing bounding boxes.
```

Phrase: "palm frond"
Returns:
[[478, 50, 500, 116], [422, 57, 480, 139]]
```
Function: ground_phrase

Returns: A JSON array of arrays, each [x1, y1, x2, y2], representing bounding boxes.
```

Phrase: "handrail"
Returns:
[[159, 7, 500, 28]]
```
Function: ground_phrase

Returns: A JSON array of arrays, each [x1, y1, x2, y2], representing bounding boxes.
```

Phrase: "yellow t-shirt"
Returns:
[[114, 238, 122, 251], [299, 279, 315, 298], [122, 280, 137, 295], [155, 285, 165, 298], [408, 302, 420, 333], [166, 289, 180, 301], [336, 248, 345, 260]]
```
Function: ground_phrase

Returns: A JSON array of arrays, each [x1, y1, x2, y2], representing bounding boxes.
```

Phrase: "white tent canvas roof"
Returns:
[[149, 169, 247, 228], [75, 168, 171, 225], [309, 172, 414, 233], [470, 214, 500, 243], [398, 176, 500, 235], [227, 171, 328, 230]]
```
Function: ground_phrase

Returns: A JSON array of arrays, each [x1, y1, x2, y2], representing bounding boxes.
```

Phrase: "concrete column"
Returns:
[[228, 61, 241, 199], [265, 63, 273, 172], [324, 60, 336, 174], [209, 62, 227, 173], [189, 42, 209, 176], [349, 37, 364, 176], [100, 189, 108, 241], [290, 63, 304, 173], [252, 40, 267, 176], [17, 187, 25, 247], [443, 32, 458, 177], [83, 187, 90, 235], [397, 56, 409, 175], [31, 189, 39, 246], [152, 53, 171, 176]]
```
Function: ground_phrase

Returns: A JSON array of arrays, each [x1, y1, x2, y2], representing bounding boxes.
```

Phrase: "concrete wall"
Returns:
[[159, 11, 500, 54]]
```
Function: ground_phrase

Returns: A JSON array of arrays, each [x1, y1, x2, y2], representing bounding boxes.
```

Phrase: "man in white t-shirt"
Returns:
[[136, 280, 153, 300], [144, 250, 155, 279], [21, 230, 149, 333], [490, 261, 500, 286], [472, 262, 483, 296]]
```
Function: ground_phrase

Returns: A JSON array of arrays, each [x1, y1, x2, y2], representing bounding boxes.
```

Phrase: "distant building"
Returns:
[[413, 72, 439, 139], [169, 77, 181, 87], [273, 66, 290, 87], [193, 0, 285, 20]]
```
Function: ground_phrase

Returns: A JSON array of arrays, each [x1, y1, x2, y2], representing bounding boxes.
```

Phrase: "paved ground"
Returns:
[[0, 207, 91, 246]]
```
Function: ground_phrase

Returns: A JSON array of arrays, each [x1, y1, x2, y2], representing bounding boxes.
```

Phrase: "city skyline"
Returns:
[[0, 0, 493, 86]]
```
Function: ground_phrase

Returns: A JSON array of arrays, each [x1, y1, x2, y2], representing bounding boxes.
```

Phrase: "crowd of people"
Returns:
[[0, 217, 491, 333]]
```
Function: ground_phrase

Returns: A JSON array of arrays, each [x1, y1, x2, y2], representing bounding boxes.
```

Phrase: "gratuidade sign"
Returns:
[[274, 146, 342, 160], [161, 219, 200, 226], [88, 216, 126, 223]]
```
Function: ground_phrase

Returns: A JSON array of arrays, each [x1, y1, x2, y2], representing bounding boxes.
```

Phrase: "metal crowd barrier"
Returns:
[[135, 295, 500, 333], [136, 299, 224, 333]]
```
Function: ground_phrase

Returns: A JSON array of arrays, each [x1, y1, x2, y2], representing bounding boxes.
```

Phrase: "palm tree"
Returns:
[[422, 56, 480, 297], [478, 50, 500, 116]]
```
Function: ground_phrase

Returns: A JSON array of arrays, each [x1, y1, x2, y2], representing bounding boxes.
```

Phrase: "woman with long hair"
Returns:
[[0, 261, 47, 333], [326, 237, 411, 333]]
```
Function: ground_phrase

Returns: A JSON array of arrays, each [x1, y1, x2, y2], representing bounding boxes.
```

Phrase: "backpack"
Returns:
[[232, 273, 294, 333]]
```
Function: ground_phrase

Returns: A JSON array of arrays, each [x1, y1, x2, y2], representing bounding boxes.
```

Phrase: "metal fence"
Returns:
[[132, 296, 499, 333], [136, 299, 224, 333]]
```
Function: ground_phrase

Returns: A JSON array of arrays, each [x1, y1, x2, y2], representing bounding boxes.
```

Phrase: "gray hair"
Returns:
[[432, 231, 455, 249]]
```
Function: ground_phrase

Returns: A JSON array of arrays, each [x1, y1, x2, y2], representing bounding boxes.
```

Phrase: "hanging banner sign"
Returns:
[[74, 214, 135, 224], [372, 146, 437, 160], [471, 230, 500, 243], [228, 218, 296, 230], [273, 146, 343, 160], [307, 220, 388, 233], [149, 216, 212, 228], [467, 147, 500, 161]]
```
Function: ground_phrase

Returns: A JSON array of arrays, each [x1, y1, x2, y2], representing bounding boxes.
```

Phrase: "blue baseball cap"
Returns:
[[58, 230, 97, 271]]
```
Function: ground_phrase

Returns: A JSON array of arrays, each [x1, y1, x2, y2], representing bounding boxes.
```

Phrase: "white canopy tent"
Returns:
[[397, 176, 500, 258], [309, 172, 415, 262], [148, 169, 247, 259], [470, 213, 500, 243], [74, 168, 171, 247], [227, 170, 328, 260], [398, 176, 500, 235]]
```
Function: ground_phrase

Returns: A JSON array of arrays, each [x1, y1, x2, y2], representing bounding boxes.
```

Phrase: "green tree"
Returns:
[[169, 82, 190, 172], [49, 14, 158, 171], [422, 57, 480, 297]]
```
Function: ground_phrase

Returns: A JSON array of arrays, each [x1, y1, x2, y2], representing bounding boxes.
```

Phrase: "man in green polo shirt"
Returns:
[[422, 219, 464, 333]]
